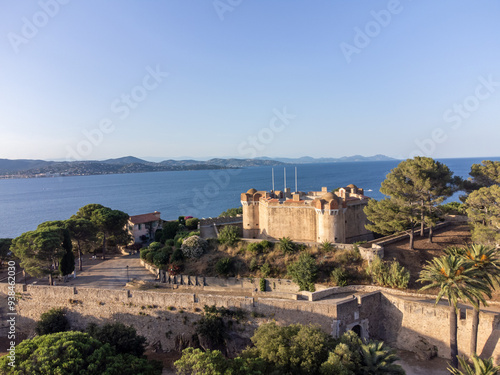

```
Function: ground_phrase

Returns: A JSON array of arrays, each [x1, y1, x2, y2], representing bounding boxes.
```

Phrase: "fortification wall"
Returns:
[[262, 205, 317, 242], [2, 283, 499, 364], [344, 204, 372, 242]]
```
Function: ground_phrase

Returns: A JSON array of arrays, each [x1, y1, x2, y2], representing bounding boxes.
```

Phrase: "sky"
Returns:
[[1, 0, 499, 161]]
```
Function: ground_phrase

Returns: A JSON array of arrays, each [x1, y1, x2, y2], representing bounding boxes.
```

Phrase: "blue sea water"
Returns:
[[0, 157, 498, 238]]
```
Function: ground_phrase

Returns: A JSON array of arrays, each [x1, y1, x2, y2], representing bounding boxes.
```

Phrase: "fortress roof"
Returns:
[[246, 188, 257, 194], [321, 192, 335, 201]]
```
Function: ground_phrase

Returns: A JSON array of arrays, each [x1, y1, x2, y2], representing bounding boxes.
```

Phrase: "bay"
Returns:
[[0, 157, 498, 239]]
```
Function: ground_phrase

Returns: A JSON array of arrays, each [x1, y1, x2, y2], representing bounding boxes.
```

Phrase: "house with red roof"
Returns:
[[127, 211, 162, 244]]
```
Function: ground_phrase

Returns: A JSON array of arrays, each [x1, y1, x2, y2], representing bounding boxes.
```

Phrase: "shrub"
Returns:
[[185, 218, 199, 230], [35, 308, 70, 335], [331, 267, 349, 286], [168, 262, 183, 275], [154, 230, 163, 243], [170, 248, 184, 263], [218, 225, 240, 246], [148, 241, 162, 251], [278, 237, 296, 254], [367, 256, 409, 289], [145, 251, 155, 264], [153, 249, 171, 268], [260, 262, 271, 277], [336, 248, 362, 264], [162, 220, 180, 240], [249, 258, 259, 272], [215, 257, 233, 276], [86, 321, 147, 357], [140, 248, 150, 260], [440, 201, 466, 215], [259, 278, 266, 292], [174, 231, 191, 248], [320, 240, 335, 252], [247, 242, 262, 254], [181, 235, 208, 259], [287, 253, 318, 292], [178, 216, 186, 226], [165, 239, 175, 247], [259, 240, 273, 252]]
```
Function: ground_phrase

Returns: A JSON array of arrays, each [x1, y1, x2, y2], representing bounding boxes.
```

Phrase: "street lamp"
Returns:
[[126, 265, 129, 282]]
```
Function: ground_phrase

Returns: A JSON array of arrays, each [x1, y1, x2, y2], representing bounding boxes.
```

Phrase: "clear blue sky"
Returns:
[[1, 1, 499, 161]]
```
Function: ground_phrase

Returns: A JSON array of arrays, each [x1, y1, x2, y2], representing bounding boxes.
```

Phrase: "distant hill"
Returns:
[[256, 154, 396, 164], [0, 155, 394, 178]]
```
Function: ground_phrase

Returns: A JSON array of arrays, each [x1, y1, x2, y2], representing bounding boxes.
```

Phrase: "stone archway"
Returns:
[[352, 324, 362, 337]]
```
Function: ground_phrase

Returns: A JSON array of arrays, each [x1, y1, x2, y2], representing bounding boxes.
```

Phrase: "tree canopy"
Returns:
[[465, 185, 500, 246], [0, 331, 162, 375]]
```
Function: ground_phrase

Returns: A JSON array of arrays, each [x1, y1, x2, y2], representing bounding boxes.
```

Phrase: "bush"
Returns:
[[320, 240, 335, 252], [174, 231, 191, 248], [287, 253, 318, 292], [259, 278, 266, 292], [181, 235, 208, 259], [259, 240, 273, 252], [154, 230, 163, 243], [331, 267, 349, 287], [260, 262, 271, 277], [218, 225, 240, 246], [148, 241, 162, 251], [170, 248, 184, 263], [140, 248, 150, 260], [367, 256, 409, 289], [249, 258, 259, 272], [86, 322, 147, 357], [165, 239, 174, 247], [336, 248, 362, 264], [162, 220, 180, 240], [440, 201, 466, 215], [145, 251, 155, 264], [153, 249, 171, 268], [278, 237, 296, 254], [247, 242, 262, 254], [185, 218, 199, 230], [35, 308, 70, 335], [215, 257, 233, 276]]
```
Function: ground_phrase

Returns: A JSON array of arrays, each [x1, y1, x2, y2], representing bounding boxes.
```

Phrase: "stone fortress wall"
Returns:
[[1, 283, 499, 363]]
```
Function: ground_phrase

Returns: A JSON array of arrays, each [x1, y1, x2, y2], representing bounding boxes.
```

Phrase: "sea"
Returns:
[[0, 157, 498, 239]]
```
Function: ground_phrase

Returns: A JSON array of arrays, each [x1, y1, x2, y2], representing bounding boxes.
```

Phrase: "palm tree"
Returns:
[[448, 355, 500, 375], [358, 340, 405, 375], [461, 244, 500, 356], [418, 255, 490, 369]]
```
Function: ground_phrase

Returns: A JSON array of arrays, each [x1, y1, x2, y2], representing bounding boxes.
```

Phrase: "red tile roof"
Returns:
[[129, 212, 161, 224]]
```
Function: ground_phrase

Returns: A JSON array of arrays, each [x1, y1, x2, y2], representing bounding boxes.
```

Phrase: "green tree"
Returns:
[[448, 355, 500, 375], [86, 206, 130, 260], [364, 198, 411, 236], [469, 160, 500, 189], [287, 253, 318, 292], [418, 255, 490, 369], [174, 347, 229, 375], [245, 322, 334, 375], [0, 331, 162, 375], [10, 226, 66, 285], [35, 308, 70, 335], [466, 185, 500, 246], [66, 217, 98, 271], [219, 207, 243, 217], [86, 322, 147, 357], [379, 157, 455, 248], [58, 227, 75, 279], [218, 225, 240, 246], [161, 220, 180, 241]]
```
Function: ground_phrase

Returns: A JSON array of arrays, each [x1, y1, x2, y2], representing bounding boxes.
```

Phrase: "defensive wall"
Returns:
[[1, 283, 499, 363]]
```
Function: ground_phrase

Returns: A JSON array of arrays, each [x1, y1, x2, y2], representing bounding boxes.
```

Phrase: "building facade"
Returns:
[[127, 211, 162, 244], [241, 185, 372, 243]]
